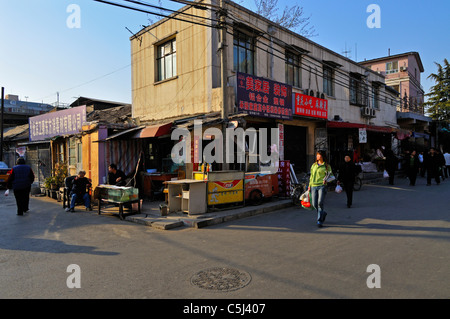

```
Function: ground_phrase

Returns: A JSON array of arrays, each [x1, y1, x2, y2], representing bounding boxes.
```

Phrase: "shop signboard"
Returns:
[[359, 128, 367, 143], [293, 92, 328, 119], [29, 105, 87, 142], [236, 72, 292, 120]]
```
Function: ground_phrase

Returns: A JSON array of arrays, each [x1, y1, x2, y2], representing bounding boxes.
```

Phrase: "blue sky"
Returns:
[[0, 0, 449, 105]]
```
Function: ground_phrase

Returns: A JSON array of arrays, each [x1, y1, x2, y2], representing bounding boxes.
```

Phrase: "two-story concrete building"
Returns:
[[130, 0, 399, 174]]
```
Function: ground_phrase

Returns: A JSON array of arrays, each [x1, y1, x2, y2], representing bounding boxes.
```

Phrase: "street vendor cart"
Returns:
[[193, 170, 245, 210]]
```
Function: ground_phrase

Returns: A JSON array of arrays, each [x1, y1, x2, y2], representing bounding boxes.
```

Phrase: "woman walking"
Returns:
[[308, 150, 334, 228]]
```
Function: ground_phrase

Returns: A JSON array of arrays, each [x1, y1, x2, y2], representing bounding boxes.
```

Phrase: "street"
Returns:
[[0, 174, 449, 301]]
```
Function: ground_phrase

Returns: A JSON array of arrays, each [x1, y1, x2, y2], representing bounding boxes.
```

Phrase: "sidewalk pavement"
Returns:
[[124, 198, 294, 230]]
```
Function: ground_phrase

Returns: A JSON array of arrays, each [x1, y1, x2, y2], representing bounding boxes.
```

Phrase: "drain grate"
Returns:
[[191, 267, 251, 292]]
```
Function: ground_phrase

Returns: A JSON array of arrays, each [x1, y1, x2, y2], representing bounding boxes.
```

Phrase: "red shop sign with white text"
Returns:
[[293, 93, 328, 119]]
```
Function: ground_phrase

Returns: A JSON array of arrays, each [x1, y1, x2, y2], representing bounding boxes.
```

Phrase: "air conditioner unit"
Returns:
[[400, 66, 408, 72], [361, 107, 371, 117], [370, 108, 376, 117]]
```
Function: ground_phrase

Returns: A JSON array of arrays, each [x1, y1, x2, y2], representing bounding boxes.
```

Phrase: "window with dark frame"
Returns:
[[372, 83, 380, 109], [349, 74, 368, 106], [233, 30, 255, 75], [323, 66, 334, 97], [285, 51, 301, 88], [156, 38, 177, 82]]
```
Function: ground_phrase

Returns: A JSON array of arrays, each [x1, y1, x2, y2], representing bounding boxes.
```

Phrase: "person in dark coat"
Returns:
[[404, 150, 420, 186], [6, 157, 35, 215], [108, 163, 127, 186], [337, 154, 357, 208], [424, 148, 440, 186], [69, 170, 92, 212], [384, 150, 398, 185]]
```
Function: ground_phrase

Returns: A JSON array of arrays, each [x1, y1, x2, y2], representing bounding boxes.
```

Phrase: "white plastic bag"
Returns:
[[300, 191, 309, 202], [4, 189, 9, 196], [335, 184, 343, 194], [383, 170, 389, 178]]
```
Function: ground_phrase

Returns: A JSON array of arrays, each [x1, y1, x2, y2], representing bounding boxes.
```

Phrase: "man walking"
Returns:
[[424, 148, 440, 186], [7, 157, 35, 216]]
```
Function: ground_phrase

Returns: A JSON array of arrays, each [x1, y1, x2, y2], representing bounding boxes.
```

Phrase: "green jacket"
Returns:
[[309, 162, 333, 187]]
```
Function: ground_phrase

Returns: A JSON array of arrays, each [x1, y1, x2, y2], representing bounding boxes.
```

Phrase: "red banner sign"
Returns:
[[293, 93, 328, 119]]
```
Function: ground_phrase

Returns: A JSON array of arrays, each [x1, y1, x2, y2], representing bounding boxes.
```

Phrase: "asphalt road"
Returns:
[[0, 174, 449, 301]]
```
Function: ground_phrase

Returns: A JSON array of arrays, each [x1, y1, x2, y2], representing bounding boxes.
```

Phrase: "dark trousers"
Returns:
[[407, 170, 417, 185], [13, 187, 31, 215], [427, 169, 440, 185], [387, 170, 395, 185], [343, 182, 354, 207]]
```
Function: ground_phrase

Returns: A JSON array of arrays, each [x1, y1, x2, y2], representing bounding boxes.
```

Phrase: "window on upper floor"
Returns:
[[323, 66, 334, 97], [156, 38, 177, 82], [386, 61, 398, 74], [349, 73, 368, 106], [372, 83, 380, 109], [233, 30, 255, 75], [285, 51, 301, 88]]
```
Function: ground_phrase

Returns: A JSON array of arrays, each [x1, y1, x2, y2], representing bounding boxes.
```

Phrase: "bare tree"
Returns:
[[253, 0, 317, 38]]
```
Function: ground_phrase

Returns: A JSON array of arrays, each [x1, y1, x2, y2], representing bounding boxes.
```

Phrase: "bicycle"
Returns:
[[291, 172, 310, 206]]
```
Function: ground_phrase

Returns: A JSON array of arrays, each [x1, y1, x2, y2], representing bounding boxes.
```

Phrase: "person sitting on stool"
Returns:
[[69, 170, 92, 212]]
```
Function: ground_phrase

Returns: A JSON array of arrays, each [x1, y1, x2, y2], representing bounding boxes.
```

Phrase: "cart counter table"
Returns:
[[166, 179, 207, 215], [95, 185, 141, 220]]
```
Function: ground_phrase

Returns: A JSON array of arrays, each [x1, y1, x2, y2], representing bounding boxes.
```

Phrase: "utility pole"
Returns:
[[1, 87, 4, 162], [218, 0, 229, 170]]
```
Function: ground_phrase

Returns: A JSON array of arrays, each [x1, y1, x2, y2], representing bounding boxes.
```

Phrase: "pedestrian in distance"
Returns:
[[404, 150, 420, 186], [424, 148, 440, 186], [337, 153, 357, 208], [68, 170, 92, 212], [6, 157, 35, 216], [444, 150, 450, 179], [308, 150, 334, 228], [418, 151, 425, 177], [436, 150, 446, 181], [384, 149, 398, 185]]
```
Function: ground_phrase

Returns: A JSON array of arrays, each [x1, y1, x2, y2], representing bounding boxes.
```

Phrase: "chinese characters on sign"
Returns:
[[237, 72, 293, 120], [293, 92, 328, 119], [29, 105, 87, 142]]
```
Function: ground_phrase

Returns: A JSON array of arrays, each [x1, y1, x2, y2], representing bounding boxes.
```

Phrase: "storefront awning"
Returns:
[[132, 123, 172, 138], [327, 121, 394, 133], [93, 126, 145, 143]]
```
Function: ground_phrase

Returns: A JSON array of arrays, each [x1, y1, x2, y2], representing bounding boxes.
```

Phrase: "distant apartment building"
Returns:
[[2, 94, 53, 127], [360, 52, 431, 148]]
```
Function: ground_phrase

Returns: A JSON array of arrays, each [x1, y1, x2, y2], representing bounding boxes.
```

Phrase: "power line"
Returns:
[[94, 0, 219, 29], [97, 0, 399, 106], [38, 64, 131, 101]]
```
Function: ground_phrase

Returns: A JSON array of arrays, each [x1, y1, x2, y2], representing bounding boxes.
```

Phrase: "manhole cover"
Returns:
[[191, 267, 251, 292]]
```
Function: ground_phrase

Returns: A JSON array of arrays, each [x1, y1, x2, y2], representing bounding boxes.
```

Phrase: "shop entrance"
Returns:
[[284, 125, 307, 173]]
